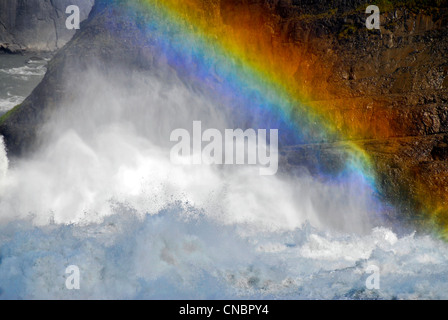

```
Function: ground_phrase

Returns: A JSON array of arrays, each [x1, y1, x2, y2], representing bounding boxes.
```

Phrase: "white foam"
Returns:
[[0, 94, 24, 112], [0, 64, 47, 77], [0, 212, 447, 299]]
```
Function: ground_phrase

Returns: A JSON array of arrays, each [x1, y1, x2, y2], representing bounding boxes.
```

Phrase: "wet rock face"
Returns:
[[1, 0, 448, 230], [0, 0, 94, 52], [234, 0, 448, 228]]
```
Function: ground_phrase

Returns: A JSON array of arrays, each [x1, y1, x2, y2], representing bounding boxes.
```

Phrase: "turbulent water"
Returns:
[[0, 53, 47, 114], [0, 59, 448, 300]]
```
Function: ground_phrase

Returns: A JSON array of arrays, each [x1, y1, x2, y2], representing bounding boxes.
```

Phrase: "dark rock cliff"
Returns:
[[1, 0, 448, 231], [0, 0, 94, 52]]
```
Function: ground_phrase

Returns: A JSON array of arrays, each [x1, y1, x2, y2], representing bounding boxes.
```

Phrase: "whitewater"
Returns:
[[0, 54, 47, 113], [0, 63, 447, 300]]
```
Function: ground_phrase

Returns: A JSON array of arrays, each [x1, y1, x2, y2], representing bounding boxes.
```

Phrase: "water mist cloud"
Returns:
[[0, 66, 379, 234]]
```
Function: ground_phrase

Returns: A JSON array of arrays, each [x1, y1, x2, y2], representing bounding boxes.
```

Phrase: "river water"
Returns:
[[0, 53, 47, 114]]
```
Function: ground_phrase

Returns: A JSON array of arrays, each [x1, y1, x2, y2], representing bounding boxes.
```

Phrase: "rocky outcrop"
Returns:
[[0, 0, 94, 52], [1, 0, 448, 232]]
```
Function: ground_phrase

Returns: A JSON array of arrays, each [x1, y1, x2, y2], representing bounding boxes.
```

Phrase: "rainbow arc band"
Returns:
[[101, 0, 445, 235]]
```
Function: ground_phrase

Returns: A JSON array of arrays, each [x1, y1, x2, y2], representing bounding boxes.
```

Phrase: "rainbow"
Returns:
[[100, 0, 446, 235]]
